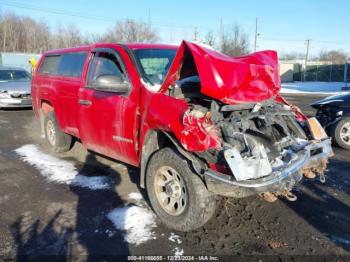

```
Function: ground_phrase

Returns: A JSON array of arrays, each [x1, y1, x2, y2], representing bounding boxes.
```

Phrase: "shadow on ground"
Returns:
[[284, 158, 350, 253], [10, 151, 130, 260]]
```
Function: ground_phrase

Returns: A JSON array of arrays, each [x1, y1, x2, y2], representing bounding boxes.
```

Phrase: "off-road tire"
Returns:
[[44, 111, 72, 153], [331, 117, 350, 150], [146, 147, 217, 231]]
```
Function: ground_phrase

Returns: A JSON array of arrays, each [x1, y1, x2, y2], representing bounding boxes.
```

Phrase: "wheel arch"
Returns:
[[139, 129, 205, 188], [41, 100, 54, 115], [39, 100, 54, 138]]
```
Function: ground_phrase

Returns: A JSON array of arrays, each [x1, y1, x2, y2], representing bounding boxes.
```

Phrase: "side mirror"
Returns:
[[93, 75, 130, 93]]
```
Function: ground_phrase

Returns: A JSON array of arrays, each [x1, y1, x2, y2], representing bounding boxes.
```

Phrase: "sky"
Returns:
[[1, 0, 350, 56]]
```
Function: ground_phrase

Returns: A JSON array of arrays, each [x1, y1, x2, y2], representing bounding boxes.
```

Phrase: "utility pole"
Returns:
[[193, 27, 199, 41], [344, 60, 348, 88], [304, 39, 311, 81], [148, 8, 151, 29], [219, 18, 224, 50], [254, 17, 259, 52]]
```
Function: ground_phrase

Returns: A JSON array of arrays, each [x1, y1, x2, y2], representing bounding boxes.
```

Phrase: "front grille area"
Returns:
[[10, 93, 31, 99]]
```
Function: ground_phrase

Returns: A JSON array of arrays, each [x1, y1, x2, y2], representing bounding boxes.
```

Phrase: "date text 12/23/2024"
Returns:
[[128, 255, 219, 261]]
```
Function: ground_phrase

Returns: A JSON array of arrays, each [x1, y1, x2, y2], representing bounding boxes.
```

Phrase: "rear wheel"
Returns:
[[44, 111, 72, 153], [331, 117, 350, 150], [146, 147, 217, 232]]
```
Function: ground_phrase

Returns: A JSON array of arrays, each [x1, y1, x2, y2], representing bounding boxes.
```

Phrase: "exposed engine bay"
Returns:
[[167, 76, 333, 201]]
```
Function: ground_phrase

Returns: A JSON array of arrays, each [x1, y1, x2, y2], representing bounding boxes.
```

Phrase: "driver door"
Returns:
[[78, 48, 138, 165]]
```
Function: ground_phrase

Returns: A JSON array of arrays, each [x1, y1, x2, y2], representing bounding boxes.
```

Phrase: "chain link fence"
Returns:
[[292, 63, 350, 82]]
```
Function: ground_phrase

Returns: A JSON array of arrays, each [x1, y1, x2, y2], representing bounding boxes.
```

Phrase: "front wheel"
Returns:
[[146, 147, 217, 232], [331, 117, 350, 150], [44, 111, 73, 153]]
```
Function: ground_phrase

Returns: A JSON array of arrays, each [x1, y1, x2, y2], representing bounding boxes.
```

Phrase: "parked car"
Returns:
[[311, 92, 350, 150], [0, 67, 32, 108], [31, 41, 333, 231]]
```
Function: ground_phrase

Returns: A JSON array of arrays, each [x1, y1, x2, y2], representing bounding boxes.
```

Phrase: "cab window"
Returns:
[[38, 55, 61, 75], [38, 52, 87, 77], [57, 52, 87, 77], [87, 51, 126, 87]]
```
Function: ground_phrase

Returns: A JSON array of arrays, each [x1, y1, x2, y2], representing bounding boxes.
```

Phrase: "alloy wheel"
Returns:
[[46, 120, 56, 146], [154, 166, 188, 216], [340, 122, 350, 145]]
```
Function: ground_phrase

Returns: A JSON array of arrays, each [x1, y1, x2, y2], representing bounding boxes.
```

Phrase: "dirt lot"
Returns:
[[0, 94, 350, 261]]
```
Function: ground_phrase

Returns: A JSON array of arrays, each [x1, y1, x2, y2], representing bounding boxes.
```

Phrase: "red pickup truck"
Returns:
[[32, 41, 333, 231]]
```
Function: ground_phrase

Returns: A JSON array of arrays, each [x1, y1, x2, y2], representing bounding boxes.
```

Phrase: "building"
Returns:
[[0, 52, 42, 73]]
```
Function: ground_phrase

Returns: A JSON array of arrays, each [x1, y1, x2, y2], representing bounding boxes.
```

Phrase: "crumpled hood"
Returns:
[[160, 41, 281, 105], [0, 80, 31, 93]]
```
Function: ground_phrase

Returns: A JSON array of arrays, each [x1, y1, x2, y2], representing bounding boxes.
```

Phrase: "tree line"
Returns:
[[0, 12, 160, 53], [0, 11, 250, 57], [280, 49, 349, 64]]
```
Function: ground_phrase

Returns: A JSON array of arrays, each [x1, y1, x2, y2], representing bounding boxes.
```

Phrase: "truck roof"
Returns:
[[124, 43, 178, 50], [43, 43, 178, 56]]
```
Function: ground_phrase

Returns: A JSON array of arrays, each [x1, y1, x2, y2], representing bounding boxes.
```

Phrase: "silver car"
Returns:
[[0, 67, 32, 108]]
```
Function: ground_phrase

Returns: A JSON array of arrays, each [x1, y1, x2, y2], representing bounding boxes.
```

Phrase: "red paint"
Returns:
[[181, 113, 221, 151], [31, 41, 306, 169], [160, 41, 281, 104]]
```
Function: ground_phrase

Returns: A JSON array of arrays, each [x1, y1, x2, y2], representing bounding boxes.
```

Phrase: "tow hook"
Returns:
[[281, 189, 297, 202], [302, 168, 326, 183], [260, 190, 298, 202], [319, 172, 326, 183]]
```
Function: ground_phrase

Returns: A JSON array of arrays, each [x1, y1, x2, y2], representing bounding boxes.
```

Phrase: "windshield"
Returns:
[[0, 69, 31, 82], [134, 49, 177, 85]]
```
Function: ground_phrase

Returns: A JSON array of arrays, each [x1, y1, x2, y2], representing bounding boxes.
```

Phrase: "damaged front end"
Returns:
[[156, 41, 333, 201], [195, 101, 333, 201], [179, 99, 334, 201]]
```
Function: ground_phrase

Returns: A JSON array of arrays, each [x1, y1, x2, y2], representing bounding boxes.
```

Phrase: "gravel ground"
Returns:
[[0, 94, 349, 261]]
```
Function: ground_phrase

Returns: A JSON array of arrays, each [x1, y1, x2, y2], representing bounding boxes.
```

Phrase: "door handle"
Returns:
[[79, 99, 92, 106]]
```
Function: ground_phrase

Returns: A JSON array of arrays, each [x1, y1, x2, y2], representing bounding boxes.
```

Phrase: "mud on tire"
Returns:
[[146, 147, 217, 232], [44, 111, 72, 153], [331, 117, 350, 150]]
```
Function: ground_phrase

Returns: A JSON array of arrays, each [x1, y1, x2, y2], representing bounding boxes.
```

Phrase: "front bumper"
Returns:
[[0, 97, 32, 108], [204, 139, 333, 198]]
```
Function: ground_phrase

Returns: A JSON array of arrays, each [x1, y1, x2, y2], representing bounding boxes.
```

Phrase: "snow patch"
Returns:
[[169, 233, 182, 244], [15, 144, 111, 190], [193, 41, 216, 51], [128, 192, 143, 201], [141, 78, 161, 92], [280, 88, 339, 95], [105, 229, 114, 238], [281, 81, 347, 94], [107, 205, 157, 245], [173, 247, 184, 256]]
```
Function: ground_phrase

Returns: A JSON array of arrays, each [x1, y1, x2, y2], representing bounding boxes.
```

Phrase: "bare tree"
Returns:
[[220, 23, 249, 57], [318, 50, 348, 64], [103, 19, 159, 43], [82, 32, 103, 45], [0, 11, 52, 53], [53, 24, 83, 49], [192, 27, 199, 41], [0, 13, 160, 53], [204, 30, 216, 47], [279, 51, 305, 61]]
